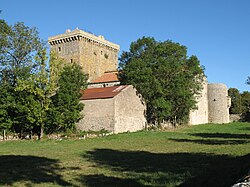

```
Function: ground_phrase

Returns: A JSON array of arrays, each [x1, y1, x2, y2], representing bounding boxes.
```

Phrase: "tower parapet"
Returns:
[[48, 28, 120, 81]]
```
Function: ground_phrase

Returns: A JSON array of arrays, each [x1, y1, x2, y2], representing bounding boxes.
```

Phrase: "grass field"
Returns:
[[0, 122, 250, 187]]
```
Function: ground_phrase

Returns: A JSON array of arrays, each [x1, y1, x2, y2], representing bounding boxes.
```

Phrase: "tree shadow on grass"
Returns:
[[78, 174, 147, 187], [0, 155, 73, 186], [169, 138, 250, 145], [80, 149, 250, 187], [241, 127, 250, 131], [190, 133, 250, 139]]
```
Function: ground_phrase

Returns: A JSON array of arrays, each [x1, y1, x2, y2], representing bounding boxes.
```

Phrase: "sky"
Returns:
[[1, 0, 249, 92]]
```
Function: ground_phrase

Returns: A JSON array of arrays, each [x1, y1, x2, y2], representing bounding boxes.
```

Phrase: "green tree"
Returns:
[[0, 21, 43, 86], [241, 91, 250, 122], [228, 88, 242, 114], [0, 83, 14, 139], [0, 20, 48, 138], [48, 51, 65, 94], [0, 20, 14, 138], [15, 48, 52, 139], [0, 20, 11, 62], [46, 63, 88, 133], [119, 37, 204, 126]]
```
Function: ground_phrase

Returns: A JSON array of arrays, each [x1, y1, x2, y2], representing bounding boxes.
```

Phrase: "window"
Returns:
[[58, 47, 61, 52], [70, 59, 73, 63]]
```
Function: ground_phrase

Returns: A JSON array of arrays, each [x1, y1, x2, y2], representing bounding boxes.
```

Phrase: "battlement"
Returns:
[[48, 28, 120, 52]]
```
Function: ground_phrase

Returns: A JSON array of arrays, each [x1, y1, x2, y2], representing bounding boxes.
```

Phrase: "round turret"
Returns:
[[208, 83, 230, 123]]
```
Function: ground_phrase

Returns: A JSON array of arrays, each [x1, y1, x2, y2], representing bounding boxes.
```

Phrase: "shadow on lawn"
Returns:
[[80, 149, 250, 187], [190, 133, 250, 139], [169, 138, 250, 145], [241, 127, 250, 131], [0, 155, 73, 186], [78, 174, 147, 187], [168, 132, 250, 145]]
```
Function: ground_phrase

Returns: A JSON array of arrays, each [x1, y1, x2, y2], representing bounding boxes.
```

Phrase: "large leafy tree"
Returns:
[[0, 20, 50, 138], [119, 37, 204, 126], [240, 77, 250, 121], [228, 88, 242, 114], [0, 20, 88, 138], [46, 63, 88, 133], [0, 20, 13, 136], [241, 91, 250, 122]]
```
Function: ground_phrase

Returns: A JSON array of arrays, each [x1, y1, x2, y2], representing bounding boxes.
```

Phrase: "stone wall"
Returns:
[[230, 114, 241, 122], [114, 85, 146, 133], [76, 86, 146, 133], [48, 29, 120, 81], [189, 80, 209, 125], [77, 98, 115, 132]]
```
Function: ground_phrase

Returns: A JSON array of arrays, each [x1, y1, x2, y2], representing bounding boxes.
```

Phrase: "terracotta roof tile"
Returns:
[[92, 71, 119, 83], [80, 85, 128, 100]]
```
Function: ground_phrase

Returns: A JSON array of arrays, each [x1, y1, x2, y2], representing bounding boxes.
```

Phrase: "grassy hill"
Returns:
[[0, 122, 249, 186]]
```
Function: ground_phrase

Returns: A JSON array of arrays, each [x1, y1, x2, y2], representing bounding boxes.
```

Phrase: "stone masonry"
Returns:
[[190, 81, 231, 125], [208, 83, 231, 123], [48, 28, 120, 81]]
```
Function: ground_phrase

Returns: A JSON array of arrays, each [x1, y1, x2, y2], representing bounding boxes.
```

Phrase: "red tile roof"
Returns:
[[92, 71, 119, 83], [80, 85, 128, 100]]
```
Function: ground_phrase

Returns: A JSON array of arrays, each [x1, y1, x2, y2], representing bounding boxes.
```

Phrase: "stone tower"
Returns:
[[189, 80, 231, 125], [48, 28, 120, 81], [208, 83, 231, 123]]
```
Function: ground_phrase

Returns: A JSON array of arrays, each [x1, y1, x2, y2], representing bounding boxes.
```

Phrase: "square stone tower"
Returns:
[[48, 28, 120, 81]]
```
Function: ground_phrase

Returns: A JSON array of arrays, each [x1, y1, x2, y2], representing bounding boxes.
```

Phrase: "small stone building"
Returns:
[[77, 85, 146, 134]]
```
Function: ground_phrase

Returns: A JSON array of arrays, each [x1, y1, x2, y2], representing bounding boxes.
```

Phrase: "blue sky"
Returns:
[[1, 0, 249, 91]]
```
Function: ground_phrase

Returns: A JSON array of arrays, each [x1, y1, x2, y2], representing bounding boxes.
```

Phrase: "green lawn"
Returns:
[[0, 122, 250, 187]]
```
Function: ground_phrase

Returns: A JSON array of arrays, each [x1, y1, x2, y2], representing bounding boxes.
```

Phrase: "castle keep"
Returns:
[[48, 28, 120, 81], [49, 29, 231, 133]]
